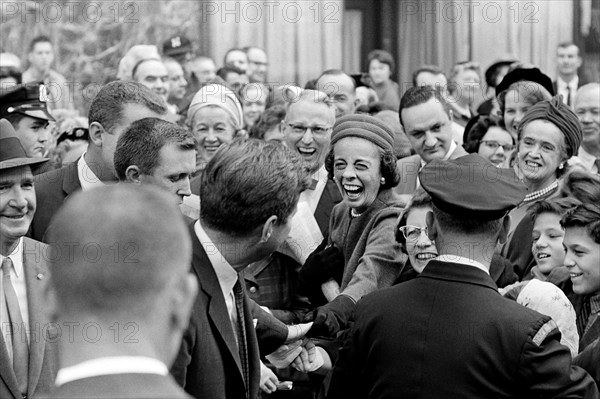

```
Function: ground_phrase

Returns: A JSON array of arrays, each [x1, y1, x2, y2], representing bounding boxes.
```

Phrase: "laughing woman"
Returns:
[[186, 83, 246, 172], [300, 114, 406, 337], [504, 96, 583, 280]]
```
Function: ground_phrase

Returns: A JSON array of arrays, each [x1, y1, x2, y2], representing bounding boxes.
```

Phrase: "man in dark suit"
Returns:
[[171, 139, 316, 399], [0, 119, 58, 399], [31, 81, 168, 241], [45, 185, 198, 398], [553, 42, 586, 107], [395, 86, 468, 199], [328, 154, 599, 399]]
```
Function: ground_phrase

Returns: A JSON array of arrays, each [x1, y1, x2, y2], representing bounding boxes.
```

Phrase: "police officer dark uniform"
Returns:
[[0, 83, 54, 175], [328, 154, 599, 399]]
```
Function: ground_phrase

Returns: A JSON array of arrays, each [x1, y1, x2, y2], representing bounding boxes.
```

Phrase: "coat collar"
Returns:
[[418, 260, 499, 292]]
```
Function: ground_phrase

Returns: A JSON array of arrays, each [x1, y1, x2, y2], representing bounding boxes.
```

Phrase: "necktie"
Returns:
[[233, 279, 249, 397], [2, 258, 29, 395], [566, 86, 572, 107]]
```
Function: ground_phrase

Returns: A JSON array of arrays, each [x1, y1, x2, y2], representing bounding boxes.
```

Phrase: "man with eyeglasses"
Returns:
[[282, 88, 341, 235], [329, 154, 599, 399]]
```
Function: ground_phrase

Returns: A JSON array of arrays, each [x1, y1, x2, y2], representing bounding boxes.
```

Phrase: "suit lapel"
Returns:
[[189, 227, 244, 377], [22, 238, 48, 394], [314, 179, 342, 235], [62, 162, 82, 199], [0, 334, 21, 398]]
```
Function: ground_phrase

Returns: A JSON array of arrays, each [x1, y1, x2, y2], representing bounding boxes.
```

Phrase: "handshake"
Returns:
[[266, 322, 325, 373]]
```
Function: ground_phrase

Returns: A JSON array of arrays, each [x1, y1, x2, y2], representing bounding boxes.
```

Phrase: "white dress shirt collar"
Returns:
[[55, 356, 168, 387], [77, 153, 104, 191], [0, 237, 23, 277], [435, 254, 490, 275], [194, 220, 238, 305]]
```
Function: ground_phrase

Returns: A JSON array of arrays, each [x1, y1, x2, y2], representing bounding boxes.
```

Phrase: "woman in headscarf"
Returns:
[[503, 95, 583, 280], [299, 114, 406, 338], [186, 83, 246, 172]]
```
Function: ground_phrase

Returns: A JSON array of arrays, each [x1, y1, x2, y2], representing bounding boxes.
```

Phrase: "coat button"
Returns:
[[249, 287, 257, 293], [36, 273, 43, 280]]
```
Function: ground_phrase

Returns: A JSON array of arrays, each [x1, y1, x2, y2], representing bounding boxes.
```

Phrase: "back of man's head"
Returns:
[[399, 85, 450, 126], [88, 81, 167, 134], [47, 185, 192, 320], [114, 117, 195, 181], [200, 139, 307, 236]]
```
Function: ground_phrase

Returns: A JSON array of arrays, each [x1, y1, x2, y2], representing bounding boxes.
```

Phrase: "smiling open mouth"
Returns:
[[536, 253, 550, 260], [3, 214, 26, 220], [298, 147, 316, 156], [343, 184, 363, 199], [416, 253, 436, 261], [570, 272, 583, 278]]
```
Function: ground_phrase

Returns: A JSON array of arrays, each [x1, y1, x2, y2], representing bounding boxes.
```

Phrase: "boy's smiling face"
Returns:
[[563, 226, 600, 296]]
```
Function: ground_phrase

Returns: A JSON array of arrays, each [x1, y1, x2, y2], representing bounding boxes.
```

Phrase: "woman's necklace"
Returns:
[[523, 180, 559, 203]]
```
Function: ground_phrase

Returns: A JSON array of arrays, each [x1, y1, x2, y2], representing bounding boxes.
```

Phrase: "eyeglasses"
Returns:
[[398, 225, 428, 241], [287, 124, 331, 136], [480, 140, 515, 152]]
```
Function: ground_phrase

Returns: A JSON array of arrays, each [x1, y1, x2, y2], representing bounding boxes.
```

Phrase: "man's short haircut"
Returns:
[[114, 117, 195, 181], [29, 35, 52, 52], [249, 104, 286, 139], [412, 65, 446, 87], [561, 204, 600, 244], [527, 197, 581, 223], [367, 49, 395, 73], [316, 69, 357, 90], [200, 139, 307, 236], [432, 204, 503, 237], [557, 42, 579, 54], [223, 48, 246, 64], [399, 86, 451, 127], [47, 185, 191, 317], [87, 81, 168, 135], [284, 88, 334, 120]]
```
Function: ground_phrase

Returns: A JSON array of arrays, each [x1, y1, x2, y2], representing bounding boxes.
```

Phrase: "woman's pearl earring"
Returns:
[[380, 177, 386, 185]]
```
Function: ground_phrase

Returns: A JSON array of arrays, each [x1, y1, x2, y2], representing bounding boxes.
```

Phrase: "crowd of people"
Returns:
[[0, 33, 599, 399]]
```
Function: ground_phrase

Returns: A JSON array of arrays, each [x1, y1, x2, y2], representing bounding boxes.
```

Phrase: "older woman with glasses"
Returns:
[[394, 189, 516, 287], [463, 114, 515, 167], [300, 114, 405, 338], [503, 96, 583, 280]]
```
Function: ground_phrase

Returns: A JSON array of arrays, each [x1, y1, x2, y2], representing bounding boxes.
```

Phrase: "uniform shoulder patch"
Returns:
[[532, 319, 558, 346]]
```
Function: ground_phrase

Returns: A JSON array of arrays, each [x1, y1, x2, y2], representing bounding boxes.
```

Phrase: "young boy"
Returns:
[[563, 203, 600, 386], [528, 197, 580, 280]]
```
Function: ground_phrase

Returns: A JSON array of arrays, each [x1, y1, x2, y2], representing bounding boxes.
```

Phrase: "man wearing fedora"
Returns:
[[0, 82, 55, 175], [0, 119, 58, 399]]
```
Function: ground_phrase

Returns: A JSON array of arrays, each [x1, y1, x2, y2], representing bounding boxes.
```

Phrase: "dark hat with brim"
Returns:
[[419, 154, 526, 221], [495, 67, 554, 97], [163, 35, 192, 57], [0, 119, 49, 170]]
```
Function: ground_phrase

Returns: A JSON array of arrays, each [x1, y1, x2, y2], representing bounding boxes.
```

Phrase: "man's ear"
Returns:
[[497, 215, 511, 245], [171, 273, 199, 332], [260, 215, 278, 243], [426, 210, 438, 242], [88, 121, 106, 147], [124, 165, 142, 184]]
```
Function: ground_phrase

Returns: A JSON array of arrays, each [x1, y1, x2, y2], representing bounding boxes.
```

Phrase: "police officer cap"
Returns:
[[162, 35, 192, 57], [419, 154, 527, 221], [0, 82, 54, 122]]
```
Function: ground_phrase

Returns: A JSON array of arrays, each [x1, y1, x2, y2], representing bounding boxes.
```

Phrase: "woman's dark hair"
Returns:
[[324, 147, 399, 190], [395, 189, 433, 250], [367, 49, 396, 73], [463, 114, 513, 153]]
